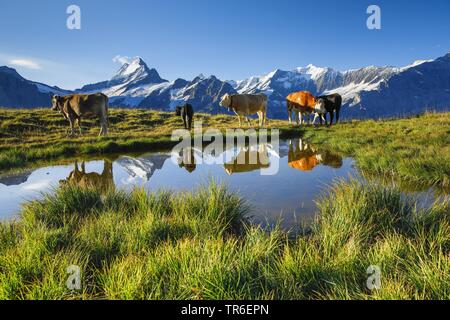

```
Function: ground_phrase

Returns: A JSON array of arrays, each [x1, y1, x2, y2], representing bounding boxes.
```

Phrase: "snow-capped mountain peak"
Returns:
[[110, 56, 165, 85], [115, 57, 146, 77], [399, 59, 433, 72], [294, 64, 330, 81], [5, 52, 445, 119], [77, 57, 169, 104]]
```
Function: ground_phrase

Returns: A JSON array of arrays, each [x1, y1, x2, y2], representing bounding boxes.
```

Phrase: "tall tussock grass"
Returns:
[[0, 180, 448, 300]]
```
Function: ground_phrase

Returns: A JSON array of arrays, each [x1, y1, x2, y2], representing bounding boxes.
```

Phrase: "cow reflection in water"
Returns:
[[288, 139, 342, 171], [177, 147, 197, 173], [60, 160, 115, 191], [224, 144, 270, 175]]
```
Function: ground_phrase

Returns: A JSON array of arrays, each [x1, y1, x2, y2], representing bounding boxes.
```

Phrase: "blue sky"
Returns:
[[0, 0, 449, 89]]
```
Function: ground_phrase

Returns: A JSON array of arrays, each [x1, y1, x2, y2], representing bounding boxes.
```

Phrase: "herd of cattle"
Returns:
[[50, 90, 342, 135]]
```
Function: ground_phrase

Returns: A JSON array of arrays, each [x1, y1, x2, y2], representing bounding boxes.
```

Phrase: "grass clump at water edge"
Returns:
[[0, 179, 448, 300]]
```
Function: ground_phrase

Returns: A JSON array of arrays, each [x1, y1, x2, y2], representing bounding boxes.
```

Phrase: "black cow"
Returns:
[[316, 93, 342, 126], [176, 104, 194, 130]]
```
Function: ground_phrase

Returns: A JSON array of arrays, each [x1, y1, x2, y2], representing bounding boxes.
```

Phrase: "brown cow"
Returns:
[[286, 91, 325, 126], [51, 93, 109, 136], [220, 93, 267, 127]]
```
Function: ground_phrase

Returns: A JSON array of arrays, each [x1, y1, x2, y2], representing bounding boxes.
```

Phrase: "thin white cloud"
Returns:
[[112, 55, 130, 65], [9, 58, 42, 70]]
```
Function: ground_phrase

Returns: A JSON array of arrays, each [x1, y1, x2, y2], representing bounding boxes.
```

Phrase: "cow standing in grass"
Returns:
[[51, 93, 109, 136], [315, 93, 342, 126], [286, 91, 326, 126], [176, 104, 194, 130], [220, 93, 267, 127]]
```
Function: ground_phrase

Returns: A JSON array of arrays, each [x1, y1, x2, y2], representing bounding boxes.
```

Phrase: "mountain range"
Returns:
[[1, 53, 449, 119]]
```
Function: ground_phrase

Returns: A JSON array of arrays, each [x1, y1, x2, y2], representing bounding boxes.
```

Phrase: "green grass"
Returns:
[[0, 180, 448, 300], [301, 112, 450, 190], [0, 108, 448, 190], [0, 108, 448, 300]]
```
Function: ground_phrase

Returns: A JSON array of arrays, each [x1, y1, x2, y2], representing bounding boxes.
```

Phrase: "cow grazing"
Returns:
[[220, 93, 267, 127], [286, 91, 325, 126], [51, 93, 109, 136], [176, 104, 194, 130], [315, 93, 342, 126]]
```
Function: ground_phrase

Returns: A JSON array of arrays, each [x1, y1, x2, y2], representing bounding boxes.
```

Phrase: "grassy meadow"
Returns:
[[0, 180, 448, 300], [0, 108, 449, 300]]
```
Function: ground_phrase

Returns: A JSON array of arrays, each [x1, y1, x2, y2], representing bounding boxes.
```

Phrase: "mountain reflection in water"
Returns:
[[1, 139, 441, 228]]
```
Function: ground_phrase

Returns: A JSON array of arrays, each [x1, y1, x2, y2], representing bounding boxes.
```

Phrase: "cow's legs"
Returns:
[[322, 113, 328, 126], [335, 109, 340, 124], [76, 118, 82, 135], [99, 121, 104, 136], [187, 116, 193, 130], [68, 116, 76, 136], [257, 112, 264, 127], [261, 111, 266, 127], [287, 103, 293, 125], [98, 112, 108, 136], [312, 113, 323, 125], [329, 112, 335, 127], [182, 114, 187, 129], [99, 117, 108, 136], [312, 113, 319, 125], [103, 119, 109, 135]]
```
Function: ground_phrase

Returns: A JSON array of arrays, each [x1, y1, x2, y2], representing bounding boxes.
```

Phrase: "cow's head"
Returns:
[[219, 94, 232, 109], [175, 106, 182, 116], [314, 98, 326, 114], [51, 95, 61, 112]]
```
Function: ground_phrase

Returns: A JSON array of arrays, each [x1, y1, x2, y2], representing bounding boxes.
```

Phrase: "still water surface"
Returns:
[[0, 139, 441, 228]]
